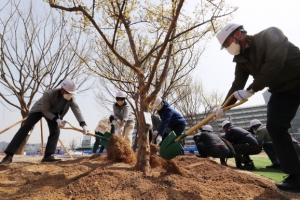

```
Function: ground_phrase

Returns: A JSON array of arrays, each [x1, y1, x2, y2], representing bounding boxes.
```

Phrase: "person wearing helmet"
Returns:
[[92, 115, 115, 154], [150, 96, 186, 146], [113, 91, 135, 146], [214, 23, 300, 191], [222, 120, 261, 170], [0, 78, 88, 164], [194, 125, 230, 166], [249, 119, 280, 169]]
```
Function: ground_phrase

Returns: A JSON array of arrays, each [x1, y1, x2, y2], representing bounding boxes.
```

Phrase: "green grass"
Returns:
[[230, 157, 286, 182]]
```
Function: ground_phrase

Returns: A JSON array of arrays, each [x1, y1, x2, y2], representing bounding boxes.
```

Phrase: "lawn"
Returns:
[[230, 157, 286, 182]]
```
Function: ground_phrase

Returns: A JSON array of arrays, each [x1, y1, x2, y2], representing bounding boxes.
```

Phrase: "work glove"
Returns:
[[119, 126, 124, 132], [82, 125, 88, 135], [156, 135, 162, 145], [153, 130, 158, 136], [115, 129, 119, 136], [117, 119, 121, 124], [104, 124, 108, 129], [213, 107, 224, 119], [233, 90, 253, 101], [56, 119, 65, 128]]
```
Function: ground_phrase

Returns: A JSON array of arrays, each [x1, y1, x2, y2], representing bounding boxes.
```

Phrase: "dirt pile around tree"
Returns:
[[0, 154, 299, 199]]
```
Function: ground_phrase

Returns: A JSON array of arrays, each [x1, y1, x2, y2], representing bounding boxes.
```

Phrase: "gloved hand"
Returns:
[[104, 124, 108, 129], [56, 119, 65, 128], [233, 90, 253, 101], [153, 130, 158, 136], [156, 135, 162, 145], [213, 107, 224, 119], [115, 129, 119, 135], [117, 119, 121, 124], [82, 125, 88, 135], [119, 126, 124, 132]]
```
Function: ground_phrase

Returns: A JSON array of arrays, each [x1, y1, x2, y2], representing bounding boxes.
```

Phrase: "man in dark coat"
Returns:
[[214, 23, 300, 191], [222, 121, 261, 170]]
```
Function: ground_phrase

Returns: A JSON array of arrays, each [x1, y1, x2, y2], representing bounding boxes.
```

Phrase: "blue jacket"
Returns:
[[157, 100, 186, 136]]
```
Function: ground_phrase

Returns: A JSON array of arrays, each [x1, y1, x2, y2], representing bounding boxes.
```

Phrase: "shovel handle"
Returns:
[[0, 118, 27, 134], [174, 96, 247, 142], [61, 120, 94, 135]]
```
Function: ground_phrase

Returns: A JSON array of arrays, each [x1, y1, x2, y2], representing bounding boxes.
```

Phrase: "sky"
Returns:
[[1, 0, 300, 147]]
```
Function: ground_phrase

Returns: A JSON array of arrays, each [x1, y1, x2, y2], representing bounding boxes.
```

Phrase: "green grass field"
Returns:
[[230, 157, 286, 182]]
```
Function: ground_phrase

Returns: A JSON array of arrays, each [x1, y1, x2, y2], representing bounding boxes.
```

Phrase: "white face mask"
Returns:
[[63, 94, 73, 100], [226, 40, 240, 55]]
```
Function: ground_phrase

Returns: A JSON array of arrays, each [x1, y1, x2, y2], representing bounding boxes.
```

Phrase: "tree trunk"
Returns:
[[132, 131, 138, 152]]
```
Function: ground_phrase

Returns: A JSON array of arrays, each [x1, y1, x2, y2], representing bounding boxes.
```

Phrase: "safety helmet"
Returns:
[[61, 79, 77, 94], [116, 91, 127, 98], [221, 120, 231, 128], [250, 119, 261, 127], [150, 96, 162, 108], [216, 23, 243, 50], [202, 125, 213, 132]]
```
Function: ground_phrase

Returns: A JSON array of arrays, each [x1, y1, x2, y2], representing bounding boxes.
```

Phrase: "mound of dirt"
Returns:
[[0, 154, 300, 200], [106, 135, 136, 166]]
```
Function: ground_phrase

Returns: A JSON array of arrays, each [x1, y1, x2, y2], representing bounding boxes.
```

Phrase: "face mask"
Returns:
[[63, 94, 73, 100], [226, 40, 240, 55]]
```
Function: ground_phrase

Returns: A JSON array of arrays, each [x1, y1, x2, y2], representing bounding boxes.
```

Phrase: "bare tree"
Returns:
[[0, 0, 92, 154], [48, 0, 237, 174], [173, 79, 223, 129]]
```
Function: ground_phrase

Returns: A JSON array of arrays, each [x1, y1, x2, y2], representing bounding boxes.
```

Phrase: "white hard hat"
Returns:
[[250, 119, 261, 127], [202, 125, 213, 132], [61, 79, 77, 94], [116, 91, 127, 98], [222, 120, 231, 128], [216, 23, 243, 49]]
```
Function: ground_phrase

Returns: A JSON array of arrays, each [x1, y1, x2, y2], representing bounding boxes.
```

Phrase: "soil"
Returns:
[[0, 137, 300, 200]]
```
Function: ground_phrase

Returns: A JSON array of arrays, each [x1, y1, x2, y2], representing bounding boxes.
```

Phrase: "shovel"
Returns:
[[61, 121, 112, 147], [159, 94, 247, 160]]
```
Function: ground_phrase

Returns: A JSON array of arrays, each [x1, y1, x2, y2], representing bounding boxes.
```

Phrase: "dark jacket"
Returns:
[[197, 132, 226, 148], [157, 100, 186, 136], [224, 27, 300, 106], [30, 88, 86, 126], [223, 125, 259, 146]]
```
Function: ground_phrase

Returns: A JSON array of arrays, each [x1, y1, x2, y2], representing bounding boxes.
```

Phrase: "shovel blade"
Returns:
[[95, 132, 112, 147], [159, 131, 183, 160]]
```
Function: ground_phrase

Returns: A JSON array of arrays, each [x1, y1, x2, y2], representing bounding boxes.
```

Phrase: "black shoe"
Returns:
[[276, 175, 300, 191], [240, 161, 255, 170], [196, 154, 206, 158], [0, 155, 12, 165], [266, 163, 281, 169], [41, 156, 62, 163], [221, 162, 228, 166]]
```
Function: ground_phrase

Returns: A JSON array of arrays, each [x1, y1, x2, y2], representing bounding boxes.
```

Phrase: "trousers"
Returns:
[[5, 112, 60, 155]]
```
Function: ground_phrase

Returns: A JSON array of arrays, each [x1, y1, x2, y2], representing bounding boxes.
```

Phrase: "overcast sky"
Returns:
[[1, 0, 300, 147]]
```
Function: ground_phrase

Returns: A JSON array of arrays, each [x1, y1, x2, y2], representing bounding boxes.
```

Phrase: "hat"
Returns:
[[222, 120, 231, 128], [216, 23, 243, 49], [202, 125, 213, 132], [250, 119, 261, 127]]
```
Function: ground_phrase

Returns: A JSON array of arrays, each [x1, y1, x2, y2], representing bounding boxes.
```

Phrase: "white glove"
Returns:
[[213, 107, 224, 119], [82, 125, 88, 135], [233, 90, 253, 101], [156, 135, 162, 145], [115, 129, 119, 135], [104, 124, 108, 129], [119, 126, 124, 132], [117, 119, 121, 124], [153, 130, 158, 136], [56, 119, 65, 128]]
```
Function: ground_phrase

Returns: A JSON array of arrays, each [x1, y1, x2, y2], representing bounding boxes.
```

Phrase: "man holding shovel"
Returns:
[[0, 78, 88, 164], [214, 23, 300, 191]]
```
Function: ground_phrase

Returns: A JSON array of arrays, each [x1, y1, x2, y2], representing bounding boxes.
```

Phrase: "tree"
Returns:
[[173, 79, 223, 130], [48, 0, 236, 174], [0, 0, 92, 154]]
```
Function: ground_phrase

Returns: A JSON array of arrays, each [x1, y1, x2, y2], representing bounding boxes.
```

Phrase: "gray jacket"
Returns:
[[254, 125, 272, 145], [30, 89, 86, 126], [113, 102, 134, 126]]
